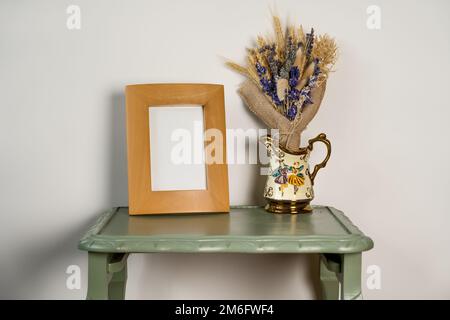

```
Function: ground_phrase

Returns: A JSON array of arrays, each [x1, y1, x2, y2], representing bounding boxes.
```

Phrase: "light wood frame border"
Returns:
[[125, 84, 229, 215]]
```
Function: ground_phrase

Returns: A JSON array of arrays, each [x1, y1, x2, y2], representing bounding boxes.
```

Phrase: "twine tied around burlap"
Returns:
[[238, 79, 326, 153]]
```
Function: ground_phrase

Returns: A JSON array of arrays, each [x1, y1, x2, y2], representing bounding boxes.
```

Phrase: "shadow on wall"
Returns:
[[0, 93, 128, 299], [106, 90, 321, 299], [1, 214, 99, 299], [109, 92, 128, 207], [132, 253, 320, 299]]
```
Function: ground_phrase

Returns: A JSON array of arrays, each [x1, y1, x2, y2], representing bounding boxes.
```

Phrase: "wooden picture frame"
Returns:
[[125, 84, 229, 215]]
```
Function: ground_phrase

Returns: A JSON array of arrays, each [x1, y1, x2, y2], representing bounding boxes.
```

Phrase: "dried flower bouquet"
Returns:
[[227, 15, 338, 153]]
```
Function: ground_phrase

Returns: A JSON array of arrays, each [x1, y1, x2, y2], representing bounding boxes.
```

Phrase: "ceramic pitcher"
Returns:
[[262, 133, 331, 214]]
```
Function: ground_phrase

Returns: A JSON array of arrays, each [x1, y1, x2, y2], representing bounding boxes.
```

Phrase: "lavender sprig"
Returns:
[[279, 36, 297, 79], [299, 59, 321, 109], [305, 28, 315, 61]]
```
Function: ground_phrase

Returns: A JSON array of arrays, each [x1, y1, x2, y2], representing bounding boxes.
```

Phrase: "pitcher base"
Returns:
[[264, 199, 313, 214]]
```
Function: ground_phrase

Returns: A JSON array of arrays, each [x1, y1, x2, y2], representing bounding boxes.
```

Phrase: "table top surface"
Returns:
[[78, 206, 373, 254]]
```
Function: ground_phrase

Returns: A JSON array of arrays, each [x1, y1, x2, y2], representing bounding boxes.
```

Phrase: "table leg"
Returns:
[[87, 252, 110, 300], [340, 253, 362, 300], [108, 261, 127, 300], [87, 252, 129, 300], [319, 254, 340, 300]]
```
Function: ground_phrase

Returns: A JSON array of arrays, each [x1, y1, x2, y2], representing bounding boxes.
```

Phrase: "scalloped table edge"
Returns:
[[78, 206, 374, 254]]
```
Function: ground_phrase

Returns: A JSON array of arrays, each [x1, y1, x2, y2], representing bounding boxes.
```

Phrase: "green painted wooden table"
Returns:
[[78, 206, 373, 300]]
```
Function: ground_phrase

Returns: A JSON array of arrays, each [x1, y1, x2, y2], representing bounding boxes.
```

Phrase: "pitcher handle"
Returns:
[[307, 133, 332, 183]]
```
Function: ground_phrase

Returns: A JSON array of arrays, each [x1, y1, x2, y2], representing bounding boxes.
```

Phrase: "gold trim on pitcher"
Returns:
[[264, 199, 313, 214], [307, 133, 332, 184]]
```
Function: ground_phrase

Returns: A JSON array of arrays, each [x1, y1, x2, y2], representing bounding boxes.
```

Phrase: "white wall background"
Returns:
[[1, 0, 449, 299]]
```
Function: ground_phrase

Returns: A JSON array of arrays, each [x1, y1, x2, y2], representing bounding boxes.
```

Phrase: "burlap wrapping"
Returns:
[[238, 80, 326, 153]]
